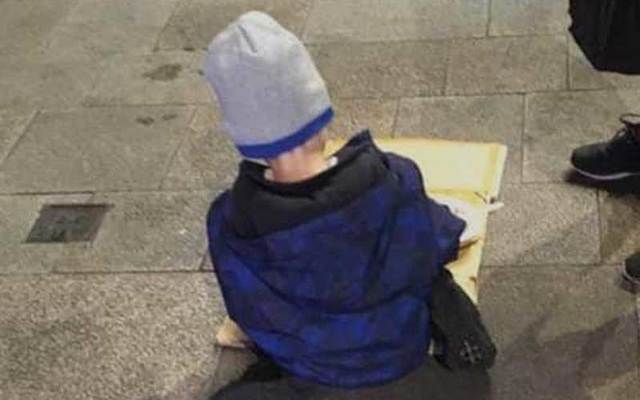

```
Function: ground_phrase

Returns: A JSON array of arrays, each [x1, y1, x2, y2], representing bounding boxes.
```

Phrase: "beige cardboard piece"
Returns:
[[216, 138, 507, 349]]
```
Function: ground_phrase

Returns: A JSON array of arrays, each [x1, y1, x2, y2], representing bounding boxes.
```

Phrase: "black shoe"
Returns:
[[571, 114, 640, 180], [623, 252, 640, 285]]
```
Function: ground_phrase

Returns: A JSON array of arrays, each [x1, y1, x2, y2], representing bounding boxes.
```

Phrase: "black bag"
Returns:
[[430, 269, 497, 370], [570, 0, 640, 74]]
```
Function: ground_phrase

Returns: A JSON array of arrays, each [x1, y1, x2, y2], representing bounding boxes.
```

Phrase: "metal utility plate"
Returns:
[[26, 204, 111, 243]]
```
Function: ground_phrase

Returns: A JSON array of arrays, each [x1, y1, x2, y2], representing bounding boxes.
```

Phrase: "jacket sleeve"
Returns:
[[384, 150, 466, 266], [423, 195, 466, 266]]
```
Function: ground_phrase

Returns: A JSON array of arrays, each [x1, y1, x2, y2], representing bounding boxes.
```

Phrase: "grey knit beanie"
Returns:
[[203, 11, 333, 159]]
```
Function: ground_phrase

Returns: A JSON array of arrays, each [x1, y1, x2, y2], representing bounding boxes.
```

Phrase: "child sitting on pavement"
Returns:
[[204, 11, 495, 393]]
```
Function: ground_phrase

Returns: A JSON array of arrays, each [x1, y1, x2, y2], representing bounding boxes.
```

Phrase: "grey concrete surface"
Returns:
[[0, 0, 78, 56], [1, 1, 640, 399], [53, 191, 213, 273], [310, 41, 448, 98], [0, 56, 99, 109], [395, 95, 524, 182], [483, 183, 600, 266], [446, 35, 567, 95], [304, 0, 488, 43], [0, 109, 34, 165], [600, 193, 640, 265], [85, 51, 212, 106], [327, 98, 397, 139], [162, 106, 239, 191], [489, 0, 570, 36], [0, 273, 225, 400], [157, 0, 314, 51], [43, 0, 180, 60], [0, 107, 193, 193], [479, 267, 639, 400]]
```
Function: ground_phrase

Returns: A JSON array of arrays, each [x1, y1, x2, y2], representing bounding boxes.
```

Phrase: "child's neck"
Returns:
[[269, 152, 329, 183]]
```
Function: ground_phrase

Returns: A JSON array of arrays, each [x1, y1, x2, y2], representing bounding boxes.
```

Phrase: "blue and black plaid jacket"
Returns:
[[207, 143, 464, 388]]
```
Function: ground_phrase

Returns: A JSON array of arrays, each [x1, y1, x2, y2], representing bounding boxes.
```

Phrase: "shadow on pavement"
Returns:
[[492, 310, 637, 400], [565, 170, 640, 196], [565, 169, 640, 263]]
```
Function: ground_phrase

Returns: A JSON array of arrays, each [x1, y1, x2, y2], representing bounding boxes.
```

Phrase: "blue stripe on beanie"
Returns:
[[237, 107, 334, 159]]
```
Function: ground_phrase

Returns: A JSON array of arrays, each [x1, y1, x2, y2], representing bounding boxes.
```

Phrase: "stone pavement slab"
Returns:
[[162, 107, 239, 191], [201, 254, 214, 272], [569, 40, 640, 91], [524, 90, 640, 182], [0, 194, 92, 275], [303, 0, 488, 43], [446, 35, 567, 95], [310, 41, 448, 98], [599, 192, 640, 265], [328, 98, 397, 139], [85, 51, 211, 106], [0, 0, 78, 56], [43, 0, 179, 60], [489, 0, 570, 36], [479, 266, 639, 400], [157, 0, 314, 51], [0, 272, 225, 400], [208, 348, 259, 395], [484, 183, 600, 266], [64, 0, 178, 25], [0, 56, 98, 109], [53, 191, 212, 273], [161, 98, 398, 191], [394, 94, 523, 182], [0, 109, 34, 165], [0, 107, 193, 193]]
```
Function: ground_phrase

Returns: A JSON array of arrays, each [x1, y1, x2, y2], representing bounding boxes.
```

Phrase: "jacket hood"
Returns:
[[218, 168, 419, 312]]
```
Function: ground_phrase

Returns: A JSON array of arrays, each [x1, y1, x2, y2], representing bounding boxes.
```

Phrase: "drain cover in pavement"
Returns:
[[26, 204, 111, 243]]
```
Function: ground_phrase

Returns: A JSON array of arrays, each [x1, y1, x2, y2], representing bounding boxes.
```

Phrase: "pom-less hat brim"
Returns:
[[236, 107, 334, 159]]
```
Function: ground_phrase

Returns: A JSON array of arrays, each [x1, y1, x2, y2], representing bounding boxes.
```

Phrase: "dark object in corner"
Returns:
[[569, 0, 640, 74], [623, 252, 640, 285], [430, 269, 497, 370]]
